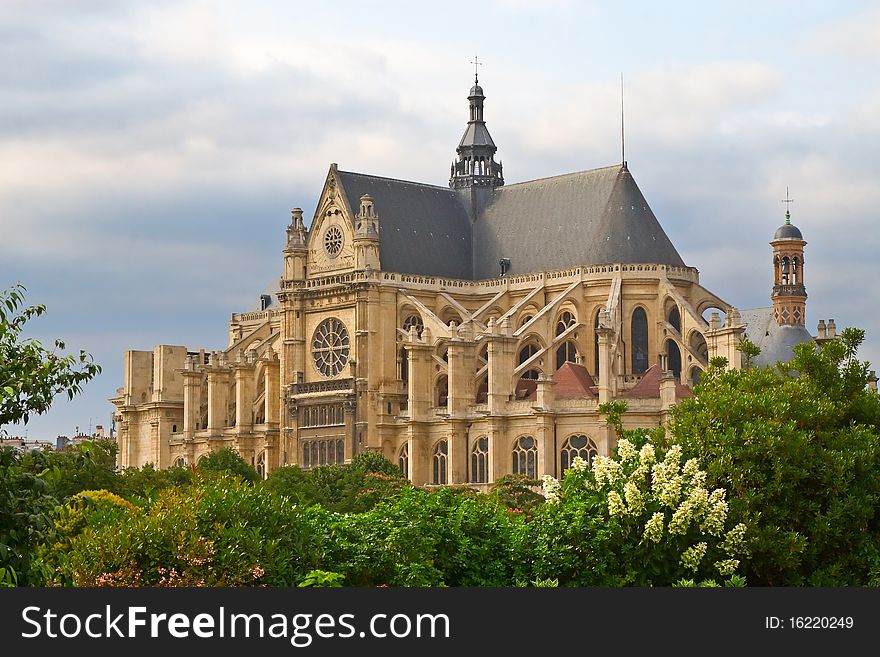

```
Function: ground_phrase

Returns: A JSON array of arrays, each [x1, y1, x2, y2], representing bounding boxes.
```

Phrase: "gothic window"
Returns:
[[323, 225, 344, 257], [256, 451, 266, 480], [560, 434, 597, 472], [520, 313, 534, 328], [433, 440, 448, 485], [556, 341, 578, 370], [471, 436, 489, 484], [475, 376, 488, 403], [631, 307, 649, 375], [519, 343, 539, 375], [398, 443, 409, 480], [556, 310, 576, 336], [402, 314, 424, 337], [312, 317, 350, 378], [512, 435, 537, 479], [399, 346, 409, 383], [300, 404, 345, 428], [666, 339, 682, 379], [594, 310, 601, 377], [173, 457, 186, 468], [690, 367, 702, 387], [668, 306, 681, 333], [301, 438, 345, 469], [436, 375, 449, 407], [792, 257, 800, 285]]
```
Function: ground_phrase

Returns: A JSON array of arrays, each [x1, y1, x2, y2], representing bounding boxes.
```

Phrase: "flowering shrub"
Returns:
[[521, 429, 749, 586]]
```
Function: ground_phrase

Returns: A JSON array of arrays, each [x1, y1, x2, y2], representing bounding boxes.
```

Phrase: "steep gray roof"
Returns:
[[472, 165, 686, 278], [459, 122, 496, 149], [336, 170, 473, 279], [334, 164, 686, 280], [740, 307, 815, 367]]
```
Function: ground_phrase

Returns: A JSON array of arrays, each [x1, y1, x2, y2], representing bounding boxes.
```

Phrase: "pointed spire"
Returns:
[[449, 61, 503, 190]]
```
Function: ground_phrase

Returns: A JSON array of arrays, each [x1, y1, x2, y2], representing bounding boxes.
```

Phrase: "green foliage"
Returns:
[[298, 569, 345, 587], [0, 283, 101, 426], [264, 452, 407, 513], [518, 431, 748, 587], [197, 448, 259, 483], [671, 327, 880, 585], [41, 439, 119, 500], [0, 447, 58, 586], [50, 475, 327, 586], [116, 463, 193, 503], [736, 337, 761, 369], [489, 474, 544, 516]]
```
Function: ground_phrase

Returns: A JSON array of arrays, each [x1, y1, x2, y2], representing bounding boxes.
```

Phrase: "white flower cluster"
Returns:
[[585, 436, 747, 579], [541, 474, 561, 504], [680, 542, 708, 571], [570, 455, 590, 472], [591, 455, 622, 489]]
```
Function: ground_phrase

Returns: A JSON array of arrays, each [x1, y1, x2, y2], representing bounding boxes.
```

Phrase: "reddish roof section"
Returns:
[[553, 362, 599, 399], [514, 378, 537, 401], [623, 364, 694, 399]]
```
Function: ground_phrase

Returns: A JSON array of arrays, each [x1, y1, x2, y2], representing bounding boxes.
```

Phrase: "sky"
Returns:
[[2, 0, 878, 439]]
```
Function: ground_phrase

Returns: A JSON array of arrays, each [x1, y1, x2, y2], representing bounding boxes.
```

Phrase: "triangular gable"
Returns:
[[553, 362, 598, 399]]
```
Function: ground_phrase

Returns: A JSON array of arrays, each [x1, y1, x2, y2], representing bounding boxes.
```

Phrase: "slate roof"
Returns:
[[740, 307, 815, 368], [336, 170, 473, 280], [333, 163, 686, 280]]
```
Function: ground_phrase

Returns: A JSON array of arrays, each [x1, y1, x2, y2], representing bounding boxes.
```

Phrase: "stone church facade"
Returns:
[[111, 74, 810, 485]]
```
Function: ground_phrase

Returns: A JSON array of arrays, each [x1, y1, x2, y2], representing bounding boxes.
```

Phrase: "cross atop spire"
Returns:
[[471, 55, 482, 84], [782, 186, 794, 224]]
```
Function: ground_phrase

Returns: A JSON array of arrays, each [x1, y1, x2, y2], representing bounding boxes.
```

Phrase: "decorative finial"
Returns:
[[782, 186, 794, 224], [471, 55, 482, 84]]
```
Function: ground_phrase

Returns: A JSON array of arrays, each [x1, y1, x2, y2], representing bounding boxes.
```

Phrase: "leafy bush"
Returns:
[[518, 430, 748, 587], [197, 448, 259, 484]]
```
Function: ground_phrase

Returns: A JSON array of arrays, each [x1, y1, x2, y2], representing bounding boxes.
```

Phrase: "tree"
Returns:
[[197, 448, 260, 483], [670, 328, 880, 585], [0, 283, 101, 426]]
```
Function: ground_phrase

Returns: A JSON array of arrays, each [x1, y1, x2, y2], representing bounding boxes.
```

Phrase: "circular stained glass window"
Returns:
[[312, 318, 350, 378], [324, 225, 344, 257]]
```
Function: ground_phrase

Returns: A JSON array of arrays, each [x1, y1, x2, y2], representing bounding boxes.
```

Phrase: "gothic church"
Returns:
[[111, 74, 818, 485]]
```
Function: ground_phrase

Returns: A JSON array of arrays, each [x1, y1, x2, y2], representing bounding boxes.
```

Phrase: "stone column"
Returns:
[[405, 326, 432, 421], [487, 318, 516, 414], [206, 365, 229, 434], [181, 368, 203, 437]]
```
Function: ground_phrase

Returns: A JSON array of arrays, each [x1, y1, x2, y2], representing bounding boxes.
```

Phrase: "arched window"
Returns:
[[666, 339, 682, 378], [520, 313, 534, 328], [561, 434, 597, 472], [792, 257, 800, 285], [399, 346, 409, 382], [402, 314, 424, 337], [436, 375, 448, 407], [512, 435, 537, 479], [256, 451, 266, 480], [594, 310, 601, 377], [631, 307, 649, 375], [433, 440, 448, 485], [690, 367, 702, 387], [668, 306, 681, 333], [471, 436, 489, 484], [519, 343, 539, 379], [173, 457, 186, 468], [398, 443, 409, 480], [556, 341, 578, 370], [556, 311, 576, 336]]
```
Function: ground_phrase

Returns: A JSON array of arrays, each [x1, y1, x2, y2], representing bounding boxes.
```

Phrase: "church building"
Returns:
[[111, 73, 824, 485]]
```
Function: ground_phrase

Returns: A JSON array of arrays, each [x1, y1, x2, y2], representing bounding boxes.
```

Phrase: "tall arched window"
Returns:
[[398, 443, 409, 480], [594, 310, 601, 377], [512, 435, 537, 479], [556, 311, 576, 336], [668, 306, 681, 333], [433, 440, 448, 485], [556, 341, 578, 370], [519, 343, 540, 379], [399, 346, 409, 382], [666, 339, 682, 378], [256, 451, 266, 480], [471, 436, 488, 483], [173, 457, 186, 468], [436, 375, 448, 407], [631, 307, 649, 375], [561, 434, 598, 472]]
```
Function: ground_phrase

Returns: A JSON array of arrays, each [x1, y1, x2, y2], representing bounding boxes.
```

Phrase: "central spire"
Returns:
[[449, 63, 504, 190]]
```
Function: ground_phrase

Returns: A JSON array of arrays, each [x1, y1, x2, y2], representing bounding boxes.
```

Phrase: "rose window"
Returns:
[[312, 318, 350, 377], [324, 225, 343, 257]]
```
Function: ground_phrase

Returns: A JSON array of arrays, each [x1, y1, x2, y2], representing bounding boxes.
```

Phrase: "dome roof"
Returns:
[[773, 223, 803, 240], [469, 83, 484, 96]]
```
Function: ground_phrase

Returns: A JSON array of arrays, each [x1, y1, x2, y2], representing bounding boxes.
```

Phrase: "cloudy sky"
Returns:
[[2, 0, 878, 439]]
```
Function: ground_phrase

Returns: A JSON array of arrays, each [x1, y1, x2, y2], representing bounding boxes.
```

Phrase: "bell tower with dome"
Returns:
[[770, 203, 808, 327]]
